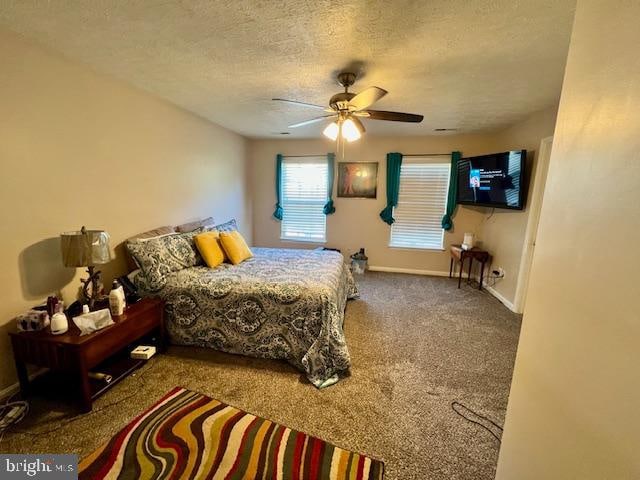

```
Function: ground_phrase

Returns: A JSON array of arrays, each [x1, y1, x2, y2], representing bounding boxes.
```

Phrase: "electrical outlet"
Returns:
[[492, 267, 505, 278]]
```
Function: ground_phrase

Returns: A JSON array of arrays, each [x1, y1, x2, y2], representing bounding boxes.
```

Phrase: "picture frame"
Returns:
[[337, 162, 378, 198]]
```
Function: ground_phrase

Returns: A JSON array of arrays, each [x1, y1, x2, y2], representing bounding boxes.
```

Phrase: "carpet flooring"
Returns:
[[2, 272, 521, 479]]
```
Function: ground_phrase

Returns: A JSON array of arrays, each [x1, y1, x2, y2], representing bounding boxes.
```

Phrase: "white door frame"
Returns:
[[513, 136, 554, 313]]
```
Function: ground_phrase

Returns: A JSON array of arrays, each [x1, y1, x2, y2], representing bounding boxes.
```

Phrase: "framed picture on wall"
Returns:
[[337, 162, 378, 198]]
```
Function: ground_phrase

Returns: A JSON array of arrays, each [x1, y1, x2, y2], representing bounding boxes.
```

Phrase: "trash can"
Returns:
[[350, 248, 368, 274]]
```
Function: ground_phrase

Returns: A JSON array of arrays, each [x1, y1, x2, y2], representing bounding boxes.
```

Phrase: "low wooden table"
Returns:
[[9, 297, 165, 412], [449, 245, 491, 290]]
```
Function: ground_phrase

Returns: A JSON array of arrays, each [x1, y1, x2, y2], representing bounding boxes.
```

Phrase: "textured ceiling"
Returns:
[[0, 0, 575, 138]]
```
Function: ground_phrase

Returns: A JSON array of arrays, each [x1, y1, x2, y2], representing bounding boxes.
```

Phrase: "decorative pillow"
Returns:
[[194, 231, 226, 268], [126, 230, 203, 291], [211, 218, 237, 232], [124, 226, 175, 271], [219, 230, 253, 265], [175, 216, 215, 233]]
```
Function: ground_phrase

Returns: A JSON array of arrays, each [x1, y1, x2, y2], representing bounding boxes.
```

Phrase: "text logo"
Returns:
[[1, 455, 77, 479]]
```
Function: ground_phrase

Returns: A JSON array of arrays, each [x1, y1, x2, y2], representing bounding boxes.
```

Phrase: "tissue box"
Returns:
[[72, 308, 114, 336], [131, 345, 156, 360], [16, 310, 50, 332]]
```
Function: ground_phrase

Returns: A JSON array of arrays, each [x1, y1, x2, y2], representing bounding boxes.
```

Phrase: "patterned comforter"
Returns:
[[139, 248, 358, 387]]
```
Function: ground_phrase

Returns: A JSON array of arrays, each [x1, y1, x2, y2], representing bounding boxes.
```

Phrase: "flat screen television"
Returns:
[[456, 150, 526, 210]]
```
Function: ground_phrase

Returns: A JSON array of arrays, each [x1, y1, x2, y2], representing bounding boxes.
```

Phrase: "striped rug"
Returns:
[[79, 387, 384, 479]]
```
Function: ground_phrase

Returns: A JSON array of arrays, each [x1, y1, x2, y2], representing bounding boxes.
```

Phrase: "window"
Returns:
[[280, 156, 328, 242], [390, 157, 451, 250]]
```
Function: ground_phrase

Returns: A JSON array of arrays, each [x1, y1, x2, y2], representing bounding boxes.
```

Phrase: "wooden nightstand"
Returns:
[[9, 297, 165, 412], [449, 245, 491, 290]]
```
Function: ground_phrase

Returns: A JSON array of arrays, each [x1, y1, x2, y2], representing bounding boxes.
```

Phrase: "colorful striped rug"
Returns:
[[79, 387, 384, 479]]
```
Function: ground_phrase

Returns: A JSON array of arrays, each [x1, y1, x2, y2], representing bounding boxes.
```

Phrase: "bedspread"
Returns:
[[138, 248, 358, 387]]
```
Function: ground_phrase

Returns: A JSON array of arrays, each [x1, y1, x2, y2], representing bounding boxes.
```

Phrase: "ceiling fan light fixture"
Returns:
[[323, 121, 340, 141], [341, 117, 361, 142], [274, 71, 423, 141]]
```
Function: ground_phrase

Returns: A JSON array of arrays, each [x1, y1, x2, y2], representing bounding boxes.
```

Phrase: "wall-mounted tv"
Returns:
[[456, 150, 526, 210]]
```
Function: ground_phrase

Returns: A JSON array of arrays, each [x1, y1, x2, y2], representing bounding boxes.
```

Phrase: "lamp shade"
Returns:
[[322, 121, 340, 141], [341, 118, 361, 142], [60, 227, 111, 267]]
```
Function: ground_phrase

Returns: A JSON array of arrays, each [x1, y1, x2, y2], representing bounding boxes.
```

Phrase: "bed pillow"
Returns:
[[124, 225, 176, 271], [194, 231, 226, 268], [175, 216, 215, 233], [211, 218, 237, 232], [126, 230, 203, 291], [126, 226, 175, 242], [219, 230, 253, 265]]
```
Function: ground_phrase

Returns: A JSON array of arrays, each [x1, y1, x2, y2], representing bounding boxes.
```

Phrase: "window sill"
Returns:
[[280, 237, 327, 244], [388, 245, 445, 252]]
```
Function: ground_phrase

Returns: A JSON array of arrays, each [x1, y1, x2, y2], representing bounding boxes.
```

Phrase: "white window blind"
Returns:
[[281, 156, 328, 242], [390, 157, 451, 250]]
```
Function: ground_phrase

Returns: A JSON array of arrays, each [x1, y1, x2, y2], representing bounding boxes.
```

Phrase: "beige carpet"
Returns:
[[2, 272, 521, 479]]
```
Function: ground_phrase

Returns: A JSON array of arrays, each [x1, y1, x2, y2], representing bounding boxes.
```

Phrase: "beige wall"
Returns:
[[249, 135, 499, 273], [479, 107, 558, 305], [0, 30, 250, 391], [496, 1, 640, 478], [249, 109, 557, 293]]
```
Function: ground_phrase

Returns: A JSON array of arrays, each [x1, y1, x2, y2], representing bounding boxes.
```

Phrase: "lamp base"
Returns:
[[81, 266, 103, 310]]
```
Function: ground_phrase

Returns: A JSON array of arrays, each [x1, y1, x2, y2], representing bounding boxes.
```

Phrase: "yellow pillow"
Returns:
[[194, 231, 225, 268], [219, 230, 253, 265]]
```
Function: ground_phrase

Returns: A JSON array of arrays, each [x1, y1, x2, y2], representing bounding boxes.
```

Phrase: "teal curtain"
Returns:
[[323, 153, 336, 214], [441, 151, 462, 231], [379, 152, 403, 225], [272, 153, 284, 221]]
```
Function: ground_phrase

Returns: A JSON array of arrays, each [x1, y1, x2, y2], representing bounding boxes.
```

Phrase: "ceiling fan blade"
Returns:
[[364, 110, 424, 123], [348, 86, 388, 111], [288, 115, 336, 128], [272, 98, 326, 110]]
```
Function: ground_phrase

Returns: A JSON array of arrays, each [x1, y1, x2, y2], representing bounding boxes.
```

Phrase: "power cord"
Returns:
[[0, 395, 29, 443], [483, 270, 504, 288], [451, 401, 503, 442], [467, 208, 497, 254], [2, 360, 156, 441]]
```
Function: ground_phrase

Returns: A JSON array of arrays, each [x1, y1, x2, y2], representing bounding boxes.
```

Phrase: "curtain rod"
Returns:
[[402, 153, 451, 157]]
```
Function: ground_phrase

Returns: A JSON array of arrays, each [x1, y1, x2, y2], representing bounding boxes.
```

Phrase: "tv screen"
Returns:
[[456, 150, 526, 210]]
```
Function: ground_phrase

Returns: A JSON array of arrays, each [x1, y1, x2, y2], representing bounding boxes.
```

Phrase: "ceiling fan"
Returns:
[[273, 72, 423, 142]]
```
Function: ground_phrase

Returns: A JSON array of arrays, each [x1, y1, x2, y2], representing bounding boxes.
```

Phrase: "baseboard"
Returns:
[[368, 265, 519, 313], [481, 283, 517, 312], [0, 368, 47, 402], [368, 266, 450, 277]]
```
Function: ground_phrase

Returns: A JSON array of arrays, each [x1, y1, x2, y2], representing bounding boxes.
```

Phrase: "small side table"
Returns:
[[9, 297, 165, 412], [449, 245, 491, 290]]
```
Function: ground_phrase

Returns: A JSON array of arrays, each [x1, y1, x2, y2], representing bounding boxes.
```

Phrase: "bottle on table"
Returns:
[[109, 280, 126, 316]]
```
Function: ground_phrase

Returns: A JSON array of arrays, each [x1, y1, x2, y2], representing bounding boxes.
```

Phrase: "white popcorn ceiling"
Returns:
[[0, 0, 575, 138]]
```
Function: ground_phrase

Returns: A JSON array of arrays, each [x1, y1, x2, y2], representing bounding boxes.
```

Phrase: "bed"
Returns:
[[132, 246, 358, 387]]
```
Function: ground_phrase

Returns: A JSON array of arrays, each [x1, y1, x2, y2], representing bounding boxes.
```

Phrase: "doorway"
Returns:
[[513, 136, 554, 313]]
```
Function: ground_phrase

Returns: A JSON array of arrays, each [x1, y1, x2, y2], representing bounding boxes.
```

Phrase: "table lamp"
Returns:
[[60, 226, 111, 309]]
